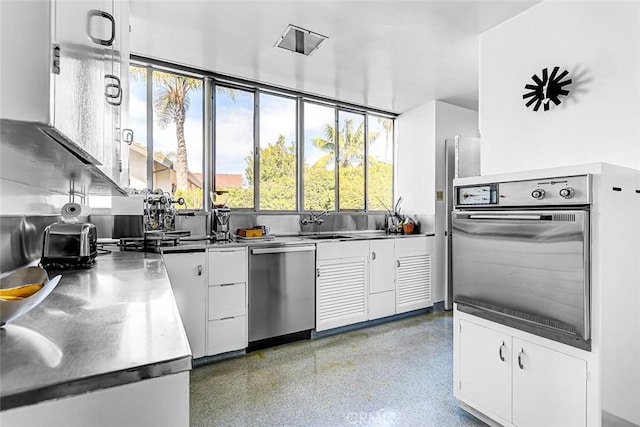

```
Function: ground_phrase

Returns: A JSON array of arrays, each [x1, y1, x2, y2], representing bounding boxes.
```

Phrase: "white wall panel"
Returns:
[[479, 1, 640, 175]]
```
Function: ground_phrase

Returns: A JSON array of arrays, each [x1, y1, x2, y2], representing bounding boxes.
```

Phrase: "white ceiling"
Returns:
[[130, 0, 540, 114]]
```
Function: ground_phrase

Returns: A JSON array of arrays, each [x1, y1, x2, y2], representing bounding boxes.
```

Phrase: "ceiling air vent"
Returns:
[[274, 24, 328, 56]]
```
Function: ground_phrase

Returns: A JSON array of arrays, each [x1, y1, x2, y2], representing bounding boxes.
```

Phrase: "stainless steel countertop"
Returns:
[[0, 251, 191, 410], [161, 231, 435, 253]]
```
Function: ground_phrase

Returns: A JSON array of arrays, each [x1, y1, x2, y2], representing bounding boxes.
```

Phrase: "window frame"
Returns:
[[130, 57, 396, 213]]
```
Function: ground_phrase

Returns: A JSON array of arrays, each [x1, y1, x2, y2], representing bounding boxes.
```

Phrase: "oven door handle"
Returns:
[[466, 214, 551, 221]]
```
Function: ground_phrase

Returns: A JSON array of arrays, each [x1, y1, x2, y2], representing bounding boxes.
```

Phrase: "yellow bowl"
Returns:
[[0, 266, 61, 327]]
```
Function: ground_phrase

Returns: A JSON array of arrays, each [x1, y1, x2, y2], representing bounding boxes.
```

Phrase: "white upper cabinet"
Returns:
[[0, 0, 129, 185]]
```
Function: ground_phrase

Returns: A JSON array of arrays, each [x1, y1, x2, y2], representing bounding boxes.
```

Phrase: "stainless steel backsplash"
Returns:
[[0, 215, 60, 273]]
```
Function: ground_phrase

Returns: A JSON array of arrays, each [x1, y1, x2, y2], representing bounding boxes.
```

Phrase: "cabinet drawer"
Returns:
[[369, 290, 395, 320], [395, 236, 430, 254], [208, 283, 246, 320], [206, 315, 247, 355], [208, 249, 247, 285]]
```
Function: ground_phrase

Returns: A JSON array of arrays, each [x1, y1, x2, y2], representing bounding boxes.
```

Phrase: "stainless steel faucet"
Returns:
[[300, 210, 329, 226]]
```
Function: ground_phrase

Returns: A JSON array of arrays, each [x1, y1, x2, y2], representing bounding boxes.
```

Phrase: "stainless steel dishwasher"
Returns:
[[248, 244, 316, 349]]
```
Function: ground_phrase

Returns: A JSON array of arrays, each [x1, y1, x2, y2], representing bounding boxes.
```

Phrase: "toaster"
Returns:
[[41, 222, 97, 269]]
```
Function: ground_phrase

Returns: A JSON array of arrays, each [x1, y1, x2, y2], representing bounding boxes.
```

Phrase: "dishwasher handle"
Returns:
[[251, 245, 316, 255]]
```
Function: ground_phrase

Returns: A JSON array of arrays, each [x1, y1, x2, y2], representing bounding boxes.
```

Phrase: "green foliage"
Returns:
[[224, 187, 253, 209], [304, 166, 335, 210], [215, 123, 392, 211], [174, 188, 203, 210]]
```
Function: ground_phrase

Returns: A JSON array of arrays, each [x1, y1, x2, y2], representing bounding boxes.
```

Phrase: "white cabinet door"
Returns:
[[163, 251, 207, 359], [369, 239, 395, 294], [395, 236, 433, 313], [458, 319, 512, 422], [512, 338, 587, 427], [316, 257, 368, 332], [54, 0, 112, 164]]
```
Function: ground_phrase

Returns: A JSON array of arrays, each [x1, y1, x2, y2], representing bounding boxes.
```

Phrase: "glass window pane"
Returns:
[[215, 86, 254, 209], [128, 65, 148, 191], [367, 115, 394, 211], [151, 70, 203, 209], [303, 102, 335, 211], [259, 93, 297, 210], [338, 111, 365, 210]]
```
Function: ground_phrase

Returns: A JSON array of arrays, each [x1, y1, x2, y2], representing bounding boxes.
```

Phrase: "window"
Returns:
[[258, 93, 297, 210], [152, 70, 203, 209], [367, 115, 393, 211], [215, 86, 254, 209], [130, 60, 395, 213], [128, 66, 204, 210], [128, 65, 148, 191], [303, 102, 335, 211], [338, 110, 365, 210]]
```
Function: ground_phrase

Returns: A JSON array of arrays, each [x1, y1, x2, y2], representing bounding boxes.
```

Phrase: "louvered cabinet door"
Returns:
[[316, 257, 368, 332], [395, 251, 432, 313]]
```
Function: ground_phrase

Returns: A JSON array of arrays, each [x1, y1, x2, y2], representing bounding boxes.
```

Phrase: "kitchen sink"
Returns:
[[300, 234, 354, 240]]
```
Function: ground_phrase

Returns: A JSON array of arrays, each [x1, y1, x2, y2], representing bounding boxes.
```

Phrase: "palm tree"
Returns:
[[153, 72, 201, 190], [377, 117, 393, 159], [311, 119, 380, 168]]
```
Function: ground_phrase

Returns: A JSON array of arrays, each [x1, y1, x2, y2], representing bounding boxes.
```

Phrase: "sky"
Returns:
[[129, 69, 393, 186]]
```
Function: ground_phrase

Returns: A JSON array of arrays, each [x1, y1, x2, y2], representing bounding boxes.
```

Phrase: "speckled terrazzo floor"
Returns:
[[190, 311, 487, 427]]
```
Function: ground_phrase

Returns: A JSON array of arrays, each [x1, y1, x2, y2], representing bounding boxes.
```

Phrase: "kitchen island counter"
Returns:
[[0, 250, 191, 412]]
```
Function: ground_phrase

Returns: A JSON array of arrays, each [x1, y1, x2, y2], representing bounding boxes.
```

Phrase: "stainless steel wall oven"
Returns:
[[452, 174, 591, 350]]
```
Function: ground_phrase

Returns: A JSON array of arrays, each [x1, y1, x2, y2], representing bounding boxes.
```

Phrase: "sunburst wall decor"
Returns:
[[523, 66, 572, 111]]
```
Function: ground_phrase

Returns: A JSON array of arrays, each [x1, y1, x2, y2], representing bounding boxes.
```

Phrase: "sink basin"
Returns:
[[301, 234, 354, 240]]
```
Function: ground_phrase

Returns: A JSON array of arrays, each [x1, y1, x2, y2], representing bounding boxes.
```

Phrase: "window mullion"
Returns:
[[364, 113, 369, 212], [334, 108, 339, 211], [297, 97, 304, 212], [204, 78, 213, 212], [146, 67, 153, 189], [254, 91, 260, 211]]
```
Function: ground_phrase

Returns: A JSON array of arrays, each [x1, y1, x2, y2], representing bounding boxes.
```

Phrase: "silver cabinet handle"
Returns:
[[220, 283, 234, 287], [122, 129, 134, 144], [316, 268, 320, 278], [371, 251, 376, 260], [197, 265, 202, 276], [499, 341, 505, 362], [518, 348, 525, 369], [105, 74, 122, 106], [87, 10, 115, 46], [396, 260, 401, 268], [220, 316, 235, 321]]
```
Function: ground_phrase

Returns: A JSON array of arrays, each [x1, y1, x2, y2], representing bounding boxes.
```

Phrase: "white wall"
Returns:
[[397, 100, 478, 303], [396, 102, 436, 221], [479, 0, 640, 175]]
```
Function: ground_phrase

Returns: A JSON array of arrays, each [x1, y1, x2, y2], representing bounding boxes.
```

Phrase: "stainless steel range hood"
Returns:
[[1, 119, 127, 197]]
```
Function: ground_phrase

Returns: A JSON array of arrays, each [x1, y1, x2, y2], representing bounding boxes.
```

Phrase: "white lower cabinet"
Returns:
[[511, 337, 587, 427], [206, 248, 248, 356], [395, 236, 433, 314], [368, 239, 396, 320], [164, 248, 249, 359], [163, 251, 207, 359], [456, 314, 587, 427], [207, 316, 247, 356], [316, 241, 369, 332], [458, 319, 512, 421]]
